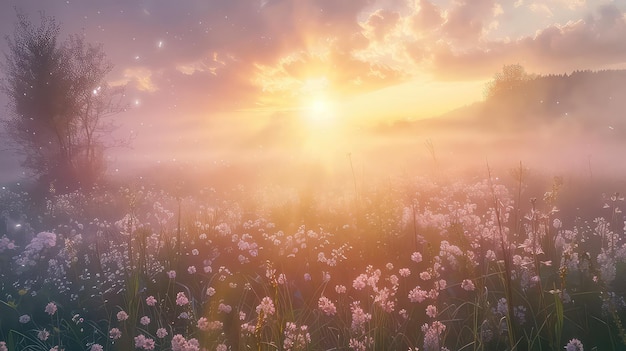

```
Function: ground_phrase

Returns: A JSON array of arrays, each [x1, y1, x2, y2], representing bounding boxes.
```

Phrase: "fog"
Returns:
[[3, 69, 626, 196], [99, 107, 626, 198]]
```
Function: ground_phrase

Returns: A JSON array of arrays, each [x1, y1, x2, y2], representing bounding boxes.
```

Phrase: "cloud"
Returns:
[[363, 9, 402, 41], [111, 67, 159, 92], [410, 0, 444, 32], [431, 4, 626, 79], [3, 0, 626, 116], [441, 0, 501, 44], [27, 0, 386, 115], [528, 3, 554, 18], [553, 0, 586, 10], [111, 0, 396, 111], [251, 37, 405, 106]]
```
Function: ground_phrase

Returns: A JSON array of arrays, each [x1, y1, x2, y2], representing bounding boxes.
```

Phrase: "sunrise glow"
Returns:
[[0, 0, 620, 171], [303, 96, 335, 125]]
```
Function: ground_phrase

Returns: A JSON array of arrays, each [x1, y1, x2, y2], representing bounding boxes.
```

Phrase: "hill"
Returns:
[[365, 69, 626, 176]]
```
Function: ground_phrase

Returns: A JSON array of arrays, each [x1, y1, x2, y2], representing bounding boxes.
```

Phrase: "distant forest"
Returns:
[[483, 68, 626, 132]]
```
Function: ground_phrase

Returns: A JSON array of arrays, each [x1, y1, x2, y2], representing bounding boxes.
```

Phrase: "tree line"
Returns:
[[485, 64, 626, 103], [483, 64, 626, 128]]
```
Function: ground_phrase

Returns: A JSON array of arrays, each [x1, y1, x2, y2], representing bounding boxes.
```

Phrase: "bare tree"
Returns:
[[1, 12, 125, 190]]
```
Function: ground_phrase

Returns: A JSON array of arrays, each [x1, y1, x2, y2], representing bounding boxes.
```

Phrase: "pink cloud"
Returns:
[[442, 0, 500, 44], [430, 3, 626, 78], [364, 9, 402, 41], [410, 0, 444, 31]]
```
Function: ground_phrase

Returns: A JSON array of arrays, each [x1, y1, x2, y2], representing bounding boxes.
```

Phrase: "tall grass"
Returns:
[[0, 167, 624, 350]]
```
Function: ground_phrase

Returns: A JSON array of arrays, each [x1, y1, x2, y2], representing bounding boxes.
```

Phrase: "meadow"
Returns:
[[0, 160, 624, 351]]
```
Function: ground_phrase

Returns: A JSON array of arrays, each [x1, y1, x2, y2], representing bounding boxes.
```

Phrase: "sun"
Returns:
[[303, 96, 336, 127], [309, 99, 330, 115], [295, 93, 349, 160]]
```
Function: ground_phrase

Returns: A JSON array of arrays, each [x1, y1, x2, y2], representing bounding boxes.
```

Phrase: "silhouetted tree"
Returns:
[[1, 13, 125, 190], [484, 64, 535, 100]]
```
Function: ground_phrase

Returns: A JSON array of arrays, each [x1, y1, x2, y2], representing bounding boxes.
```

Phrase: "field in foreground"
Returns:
[[0, 167, 624, 351]]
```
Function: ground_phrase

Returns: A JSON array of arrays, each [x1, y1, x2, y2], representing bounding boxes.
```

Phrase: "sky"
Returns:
[[1, 0, 626, 180]]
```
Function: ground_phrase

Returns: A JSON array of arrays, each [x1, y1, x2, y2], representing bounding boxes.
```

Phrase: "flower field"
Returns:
[[0, 168, 624, 351]]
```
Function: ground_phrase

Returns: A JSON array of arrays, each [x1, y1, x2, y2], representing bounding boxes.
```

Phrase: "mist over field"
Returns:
[[95, 69, 626, 200]]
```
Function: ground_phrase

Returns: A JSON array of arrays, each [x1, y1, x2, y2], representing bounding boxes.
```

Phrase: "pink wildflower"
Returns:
[[411, 252, 423, 263], [461, 279, 476, 291], [353, 274, 367, 290], [134, 334, 155, 350], [197, 317, 209, 331], [350, 302, 372, 334], [335, 285, 347, 294], [197, 318, 223, 332], [283, 322, 311, 351], [408, 287, 428, 303], [422, 321, 446, 351], [256, 296, 276, 316], [116, 311, 129, 321], [140, 316, 150, 326], [322, 271, 331, 282], [564, 338, 584, 351], [45, 302, 57, 315], [146, 296, 157, 306], [37, 329, 50, 341], [218, 303, 232, 313], [318, 296, 337, 316], [19, 314, 30, 323], [171, 334, 200, 351], [175, 292, 189, 306], [426, 304, 437, 318], [109, 328, 122, 340], [156, 328, 168, 338], [389, 274, 399, 286]]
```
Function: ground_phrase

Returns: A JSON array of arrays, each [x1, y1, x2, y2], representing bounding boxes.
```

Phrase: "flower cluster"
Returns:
[[171, 334, 200, 351], [318, 296, 337, 316], [256, 296, 276, 317], [283, 322, 311, 351], [134, 334, 156, 350]]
